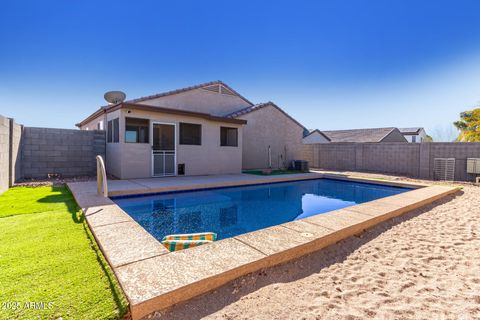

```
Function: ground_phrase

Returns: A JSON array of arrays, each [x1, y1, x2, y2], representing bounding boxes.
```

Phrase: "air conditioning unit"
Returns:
[[433, 158, 455, 181], [467, 158, 480, 174]]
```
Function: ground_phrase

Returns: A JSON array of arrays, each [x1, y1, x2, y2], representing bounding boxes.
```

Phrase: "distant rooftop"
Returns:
[[321, 127, 400, 143], [399, 127, 424, 134]]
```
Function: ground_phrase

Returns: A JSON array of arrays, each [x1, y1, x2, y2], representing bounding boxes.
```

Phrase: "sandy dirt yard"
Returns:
[[155, 177, 480, 320]]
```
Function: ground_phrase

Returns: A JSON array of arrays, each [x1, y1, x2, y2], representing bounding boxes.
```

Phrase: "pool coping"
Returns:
[[67, 173, 460, 320]]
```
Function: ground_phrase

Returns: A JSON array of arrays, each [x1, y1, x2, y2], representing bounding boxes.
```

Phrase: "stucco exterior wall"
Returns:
[[104, 110, 122, 178], [237, 105, 305, 170], [105, 108, 243, 179], [79, 112, 106, 131], [136, 88, 251, 116]]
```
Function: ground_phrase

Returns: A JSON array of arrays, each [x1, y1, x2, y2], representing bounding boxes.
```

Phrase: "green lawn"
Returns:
[[0, 186, 128, 320]]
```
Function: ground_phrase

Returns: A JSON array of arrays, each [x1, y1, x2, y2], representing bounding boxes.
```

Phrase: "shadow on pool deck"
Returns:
[[153, 191, 461, 320]]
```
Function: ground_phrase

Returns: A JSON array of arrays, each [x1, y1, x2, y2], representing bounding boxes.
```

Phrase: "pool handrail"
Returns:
[[96, 155, 108, 197]]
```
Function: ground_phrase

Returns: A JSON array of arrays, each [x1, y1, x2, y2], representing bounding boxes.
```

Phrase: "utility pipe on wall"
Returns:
[[268, 145, 272, 169]]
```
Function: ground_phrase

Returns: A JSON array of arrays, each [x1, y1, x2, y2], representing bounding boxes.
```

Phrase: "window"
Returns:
[[107, 121, 112, 142], [97, 120, 104, 130], [412, 136, 416, 143], [220, 127, 238, 147], [180, 123, 201, 145], [107, 118, 119, 143], [125, 118, 149, 143]]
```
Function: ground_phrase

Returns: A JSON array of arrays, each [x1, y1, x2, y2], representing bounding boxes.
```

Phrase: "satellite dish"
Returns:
[[104, 91, 126, 104]]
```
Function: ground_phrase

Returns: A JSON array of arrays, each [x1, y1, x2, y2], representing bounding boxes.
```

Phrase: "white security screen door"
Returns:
[[152, 123, 176, 176]]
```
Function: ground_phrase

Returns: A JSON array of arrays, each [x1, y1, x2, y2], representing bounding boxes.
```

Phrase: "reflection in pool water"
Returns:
[[113, 178, 410, 240]]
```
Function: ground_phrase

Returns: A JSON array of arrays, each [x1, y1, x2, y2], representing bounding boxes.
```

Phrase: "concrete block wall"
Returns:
[[11, 121, 23, 183], [305, 142, 480, 182], [0, 116, 10, 193], [0, 116, 24, 193], [22, 127, 105, 179]]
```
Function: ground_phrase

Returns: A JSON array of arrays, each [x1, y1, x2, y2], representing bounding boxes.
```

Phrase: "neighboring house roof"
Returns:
[[125, 80, 254, 107], [303, 129, 331, 141], [399, 127, 424, 135], [76, 102, 247, 127], [321, 127, 403, 143], [225, 101, 307, 131]]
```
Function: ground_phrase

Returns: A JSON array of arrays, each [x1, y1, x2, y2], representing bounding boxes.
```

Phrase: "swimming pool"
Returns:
[[112, 178, 411, 241]]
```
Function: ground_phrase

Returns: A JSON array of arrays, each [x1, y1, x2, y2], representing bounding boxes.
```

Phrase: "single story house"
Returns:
[[302, 127, 408, 143], [77, 81, 306, 179], [399, 127, 428, 143]]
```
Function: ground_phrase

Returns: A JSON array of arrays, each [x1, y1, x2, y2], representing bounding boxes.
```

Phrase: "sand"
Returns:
[[154, 180, 480, 320]]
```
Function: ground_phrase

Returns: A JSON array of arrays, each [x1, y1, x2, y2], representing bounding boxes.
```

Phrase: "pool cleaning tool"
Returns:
[[161, 232, 217, 252]]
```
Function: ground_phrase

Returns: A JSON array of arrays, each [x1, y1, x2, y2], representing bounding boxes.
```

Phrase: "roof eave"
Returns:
[[122, 103, 247, 124]]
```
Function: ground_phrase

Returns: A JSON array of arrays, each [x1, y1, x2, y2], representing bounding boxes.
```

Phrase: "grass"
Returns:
[[242, 169, 304, 176], [0, 186, 128, 320], [0, 186, 77, 218]]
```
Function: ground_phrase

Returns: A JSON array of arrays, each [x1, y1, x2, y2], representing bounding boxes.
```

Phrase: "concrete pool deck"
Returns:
[[67, 173, 460, 320]]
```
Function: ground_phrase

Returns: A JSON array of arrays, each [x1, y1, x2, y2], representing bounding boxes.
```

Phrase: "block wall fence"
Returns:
[[0, 115, 105, 194], [303, 142, 480, 182]]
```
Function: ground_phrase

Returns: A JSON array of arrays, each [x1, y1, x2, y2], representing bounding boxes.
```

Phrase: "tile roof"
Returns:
[[225, 102, 307, 130], [124, 80, 254, 106], [321, 127, 398, 143]]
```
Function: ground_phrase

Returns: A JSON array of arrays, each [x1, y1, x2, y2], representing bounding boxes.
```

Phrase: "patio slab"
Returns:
[[70, 189, 113, 209], [281, 219, 333, 236], [343, 200, 404, 218], [84, 204, 134, 228], [92, 221, 169, 268], [235, 225, 320, 256], [304, 208, 373, 231]]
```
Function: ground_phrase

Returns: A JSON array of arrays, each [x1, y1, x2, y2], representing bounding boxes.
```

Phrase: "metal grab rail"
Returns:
[[96, 155, 108, 197]]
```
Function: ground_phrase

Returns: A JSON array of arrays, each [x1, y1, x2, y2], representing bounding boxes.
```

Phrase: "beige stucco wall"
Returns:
[[101, 108, 243, 179], [137, 88, 251, 116], [80, 112, 106, 131], [236, 105, 305, 170]]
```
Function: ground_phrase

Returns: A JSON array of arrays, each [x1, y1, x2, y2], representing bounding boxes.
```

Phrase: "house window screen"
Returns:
[[125, 117, 149, 143], [180, 123, 201, 145], [220, 127, 238, 147]]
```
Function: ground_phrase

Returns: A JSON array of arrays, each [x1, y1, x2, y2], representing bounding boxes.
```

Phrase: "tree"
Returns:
[[423, 135, 433, 142], [432, 124, 458, 142], [454, 108, 480, 142]]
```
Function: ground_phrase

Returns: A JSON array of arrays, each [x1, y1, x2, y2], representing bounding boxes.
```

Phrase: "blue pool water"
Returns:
[[112, 179, 410, 241]]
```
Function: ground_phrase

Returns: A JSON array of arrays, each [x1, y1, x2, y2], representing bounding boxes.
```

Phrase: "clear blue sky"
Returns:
[[1, 0, 480, 140]]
